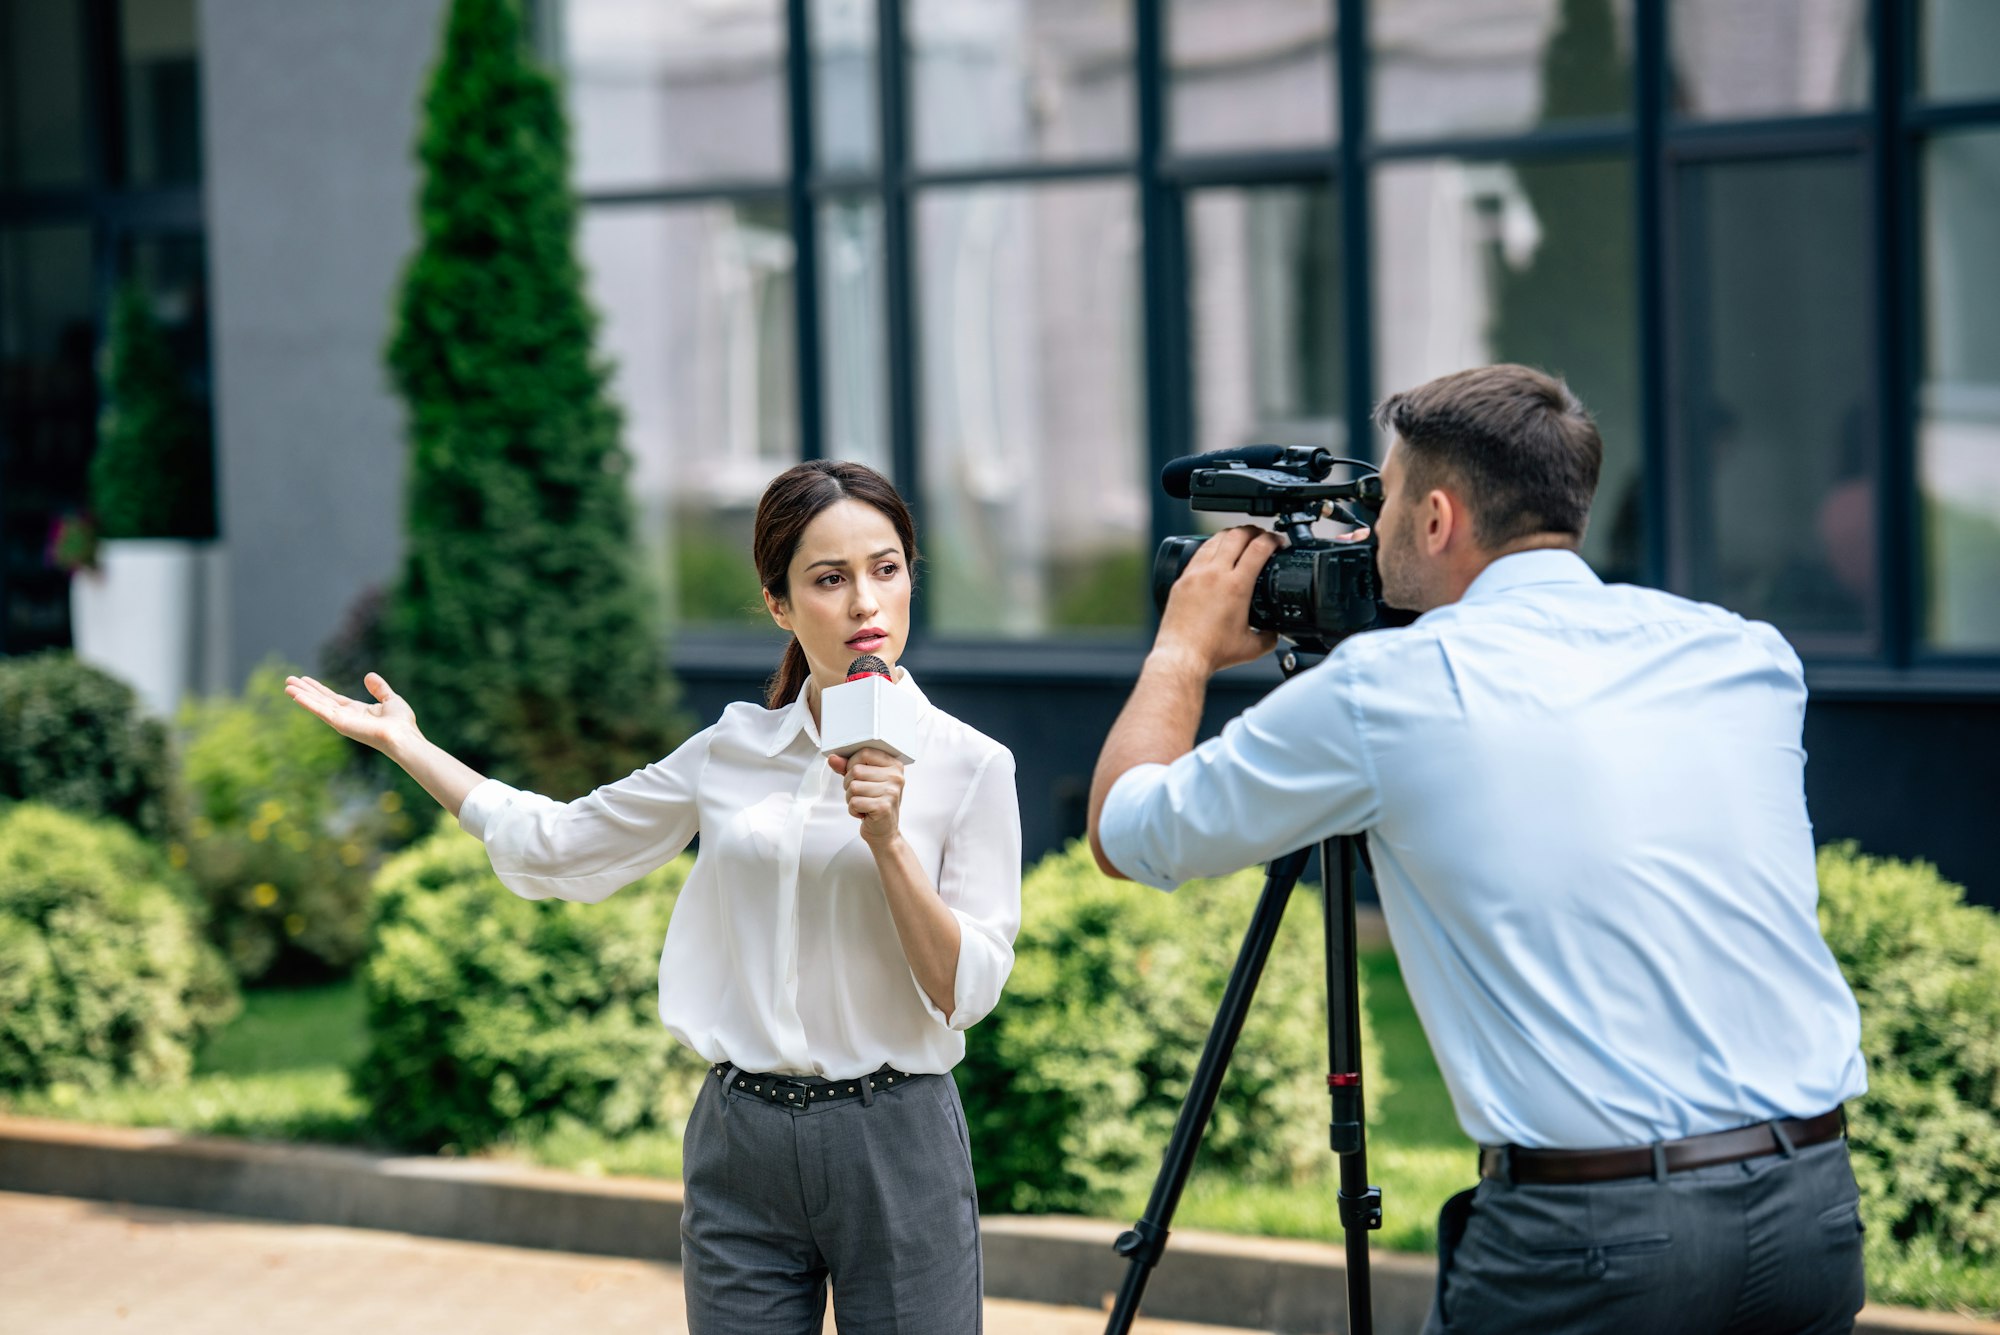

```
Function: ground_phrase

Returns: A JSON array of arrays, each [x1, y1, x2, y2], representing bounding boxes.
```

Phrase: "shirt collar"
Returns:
[[763, 664, 931, 757], [1457, 548, 1602, 605]]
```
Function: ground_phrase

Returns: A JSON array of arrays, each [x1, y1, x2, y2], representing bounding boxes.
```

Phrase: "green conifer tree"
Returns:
[[383, 0, 684, 799], [91, 281, 215, 539]]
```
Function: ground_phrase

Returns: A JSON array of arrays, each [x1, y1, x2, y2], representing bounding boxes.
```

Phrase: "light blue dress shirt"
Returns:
[[1100, 550, 1866, 1149]]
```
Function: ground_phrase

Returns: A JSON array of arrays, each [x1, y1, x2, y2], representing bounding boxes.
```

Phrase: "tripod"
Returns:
[[1104, 649, 1383, 1335]]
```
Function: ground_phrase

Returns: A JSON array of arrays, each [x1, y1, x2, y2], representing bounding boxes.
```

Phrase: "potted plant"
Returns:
[[69, 280, 220, 717]]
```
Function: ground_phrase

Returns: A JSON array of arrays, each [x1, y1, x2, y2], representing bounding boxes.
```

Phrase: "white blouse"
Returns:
[[456, 670, 1022, 1079]]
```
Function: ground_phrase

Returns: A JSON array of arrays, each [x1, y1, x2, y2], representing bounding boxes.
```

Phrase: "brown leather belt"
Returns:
[[1479, 1107, 1845, 1185]]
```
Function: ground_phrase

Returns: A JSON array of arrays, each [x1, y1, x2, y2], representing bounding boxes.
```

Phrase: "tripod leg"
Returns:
[[1103, 847, 1312, 1335], [1325, 834, 1381, 1335]]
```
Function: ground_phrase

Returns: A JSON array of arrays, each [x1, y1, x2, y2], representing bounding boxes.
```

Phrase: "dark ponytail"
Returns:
[[768, 638, 812, 713], [754, 460, 918, 710]]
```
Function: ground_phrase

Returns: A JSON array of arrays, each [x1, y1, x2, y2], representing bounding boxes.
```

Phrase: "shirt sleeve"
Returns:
[[1098, 650, 1382, 891], [916, 747, 1022, 1032], [456, 725, 713, 903]]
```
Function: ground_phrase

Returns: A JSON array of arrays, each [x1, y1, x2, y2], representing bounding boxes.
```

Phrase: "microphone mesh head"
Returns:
[[846, 654, 890, 678]]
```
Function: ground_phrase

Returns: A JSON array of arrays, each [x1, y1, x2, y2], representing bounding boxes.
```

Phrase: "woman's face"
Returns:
[[764, 498, 913, 696]]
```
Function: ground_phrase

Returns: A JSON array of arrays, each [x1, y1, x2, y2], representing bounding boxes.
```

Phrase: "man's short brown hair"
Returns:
[[1372, 364, 1603, 550]]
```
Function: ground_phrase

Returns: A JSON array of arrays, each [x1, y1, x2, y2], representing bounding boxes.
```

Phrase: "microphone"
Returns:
[[1160, 444, 1333, 498], [819, 655, 924, 764]]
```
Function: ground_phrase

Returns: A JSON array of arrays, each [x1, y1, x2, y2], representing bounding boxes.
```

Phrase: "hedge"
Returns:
[[0, 804, 237, 1092], [352, 819, 705, 1151], [958, 838, 1378, 1215]]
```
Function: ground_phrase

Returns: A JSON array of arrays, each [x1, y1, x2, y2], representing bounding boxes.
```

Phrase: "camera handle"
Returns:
[[1105, 654, 1381, 1335]]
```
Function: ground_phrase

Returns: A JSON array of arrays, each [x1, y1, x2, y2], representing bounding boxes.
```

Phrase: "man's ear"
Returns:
[[762, 587, 791, 633], [1424, 488, 1456, 556]]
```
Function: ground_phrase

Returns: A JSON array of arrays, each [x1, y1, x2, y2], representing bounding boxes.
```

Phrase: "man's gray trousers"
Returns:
[[1424, 1136, 1866, 1334]]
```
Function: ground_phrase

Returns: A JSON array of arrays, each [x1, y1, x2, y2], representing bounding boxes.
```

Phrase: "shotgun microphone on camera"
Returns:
[[1162, 445, 1333, 498]]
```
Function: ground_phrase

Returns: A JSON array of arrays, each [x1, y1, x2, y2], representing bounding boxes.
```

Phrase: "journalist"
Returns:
[[1087, 364, 1867, 1335], [289, 460, 1019, 1334]]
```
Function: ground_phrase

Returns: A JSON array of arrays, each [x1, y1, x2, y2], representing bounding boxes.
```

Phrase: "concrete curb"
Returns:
[[2, 1116, 1993, 1335]]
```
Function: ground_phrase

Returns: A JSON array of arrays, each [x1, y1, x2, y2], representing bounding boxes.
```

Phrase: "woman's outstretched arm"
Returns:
[[285, 671, 486, 818]]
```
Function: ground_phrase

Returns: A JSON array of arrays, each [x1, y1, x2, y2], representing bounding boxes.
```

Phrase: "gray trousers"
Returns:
[[1424, 1137, 1866, 1335], [679, 1069, 982, 1334]]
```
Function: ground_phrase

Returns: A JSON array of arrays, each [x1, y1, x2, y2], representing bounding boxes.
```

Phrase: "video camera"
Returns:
[[1152, 445, 1402, 656]]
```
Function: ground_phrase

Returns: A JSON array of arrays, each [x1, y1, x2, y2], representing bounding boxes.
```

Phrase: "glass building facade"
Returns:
[[551, 0, 2000, 676], [1, 0, 1996, 891]]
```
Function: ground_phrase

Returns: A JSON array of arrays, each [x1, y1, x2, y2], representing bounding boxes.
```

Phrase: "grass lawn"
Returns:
[[5, 954, 1994, 1318]]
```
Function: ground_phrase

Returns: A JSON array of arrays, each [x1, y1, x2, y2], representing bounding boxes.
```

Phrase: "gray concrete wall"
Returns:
[[199, 0, 449, 687]]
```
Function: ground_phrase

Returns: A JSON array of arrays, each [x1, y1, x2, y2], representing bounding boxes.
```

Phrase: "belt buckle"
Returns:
[[769, 1075, 816, 1102]]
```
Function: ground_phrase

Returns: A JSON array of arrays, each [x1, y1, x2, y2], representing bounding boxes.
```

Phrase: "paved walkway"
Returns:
[[0, 1191, 1251, 1335]]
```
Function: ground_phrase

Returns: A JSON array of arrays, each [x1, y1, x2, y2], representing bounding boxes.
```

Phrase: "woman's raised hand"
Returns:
[[284, 671, 420, 757]]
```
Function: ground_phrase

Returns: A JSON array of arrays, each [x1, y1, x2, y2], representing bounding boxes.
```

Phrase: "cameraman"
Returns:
[[1087, 365, 1867, 1335]]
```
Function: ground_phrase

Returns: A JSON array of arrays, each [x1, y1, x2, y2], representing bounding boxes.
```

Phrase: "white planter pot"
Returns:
[[70, 539, 226, 718]]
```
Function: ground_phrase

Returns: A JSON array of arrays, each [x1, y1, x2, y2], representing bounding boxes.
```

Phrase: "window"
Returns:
[[581, 201, 799, 629], [1920, 1, 2000, 105], [906, 0, 1133, 170], [0, 0, 210, 655], [1189, 183, 1344, 457], [1669, 0, 1869, 121], [916, 182, 1145, 635], [1372, 0, 1632, 143], [1377, 156, 1640, 581], [1920, 130, 2000, 652], [1170, 0, 1335, 153], [0, 0, 91, 189], [545, 0, 2000, 681], [1671, 154, 1873, 643], [563, 0, 787, 190]]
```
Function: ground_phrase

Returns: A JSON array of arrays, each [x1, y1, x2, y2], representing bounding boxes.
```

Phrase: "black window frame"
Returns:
[[0, 0, 208, 656], [562, 0, 2000, 696]]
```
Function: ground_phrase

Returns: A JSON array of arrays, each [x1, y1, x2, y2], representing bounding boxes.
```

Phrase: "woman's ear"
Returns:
[[763, 586, 791, 632]]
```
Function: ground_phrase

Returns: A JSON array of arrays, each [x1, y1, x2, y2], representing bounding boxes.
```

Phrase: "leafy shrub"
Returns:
[[958, 839, 1377, 1214], [353, 818, 705, 1151], [381, 0, 685, 804], [0, 804, 237, 1092], [0, 652, 178, 842], [178, 661, 405, 982], [91, 280, 215, 540], [1817, 843, 2000, 1270]]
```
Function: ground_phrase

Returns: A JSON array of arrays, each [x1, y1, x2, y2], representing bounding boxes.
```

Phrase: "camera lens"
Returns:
[[1151, 536, 1208, 613]]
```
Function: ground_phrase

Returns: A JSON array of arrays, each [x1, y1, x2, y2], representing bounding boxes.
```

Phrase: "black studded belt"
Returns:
[[710, 1062, 925, 1108]]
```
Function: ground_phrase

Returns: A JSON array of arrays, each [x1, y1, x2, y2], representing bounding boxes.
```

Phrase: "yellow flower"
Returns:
[[252, 883, 279, 908], [167, 843, 189, 869], [248, 822, 269, 843], [284, 914, 306, 937], [257, 799, 285, 823], [191, 817, 214, 840], [339, 843, 364, 868], [284, 829, 311, 853], [377, 790, 404, 815]]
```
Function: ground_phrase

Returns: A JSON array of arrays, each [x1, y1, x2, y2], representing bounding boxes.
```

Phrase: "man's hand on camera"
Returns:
[[1153, 526, 1283, 676]]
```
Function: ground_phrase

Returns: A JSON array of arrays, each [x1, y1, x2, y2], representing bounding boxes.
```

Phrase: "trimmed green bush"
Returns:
[[0, 804, 237, 1092], [0, 652, 178, 843], [382, 0, 685, 804], [1817, 843, 2000, 1269], [91, 280, 215, 540], [353, 818, 705, 1151], [178, 662, 405, 982], [958, 839, 1378, 1214]]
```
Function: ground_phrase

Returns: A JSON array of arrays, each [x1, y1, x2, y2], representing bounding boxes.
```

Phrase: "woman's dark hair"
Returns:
[[754, 460, 919, 709]]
